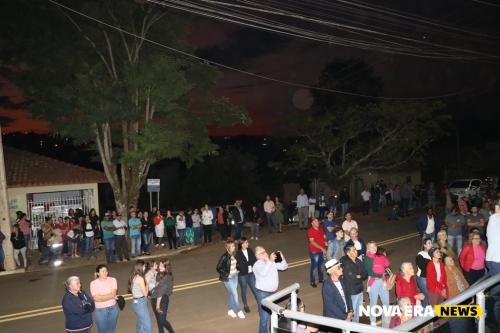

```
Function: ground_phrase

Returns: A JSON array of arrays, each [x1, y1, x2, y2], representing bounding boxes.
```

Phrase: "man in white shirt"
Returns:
[[263, 195, 277, 233], [417, 208, 440, 242], [112, 213, 129, 261], [253, 246, 288, 333], [361, 187, 371, 215], [297, 188, 309, 230], [486, 200, 500, 324]]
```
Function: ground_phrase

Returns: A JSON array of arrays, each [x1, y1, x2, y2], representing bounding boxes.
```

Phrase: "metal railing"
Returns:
[[262, 273, 500, 333]]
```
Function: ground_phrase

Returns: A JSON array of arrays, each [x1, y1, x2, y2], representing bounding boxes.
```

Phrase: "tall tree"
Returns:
[[273, 101, 448, 185], [2, 0, 248, 215], [311, 58, 383, 113]]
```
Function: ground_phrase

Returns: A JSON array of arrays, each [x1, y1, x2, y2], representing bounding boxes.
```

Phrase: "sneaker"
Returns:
[[155, 244, 159, 248], [310, 283, 317, 288], [237, 311, 246, 319], [227, 310, 237, 318], [255, 237, 259, 240], [244, 305, 250, 313], [250, 237, 254, 240]]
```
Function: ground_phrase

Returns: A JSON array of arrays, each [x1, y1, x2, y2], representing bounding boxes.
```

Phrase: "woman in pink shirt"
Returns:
[[90, 264, 119, 333], [459, 231, 486, 285]]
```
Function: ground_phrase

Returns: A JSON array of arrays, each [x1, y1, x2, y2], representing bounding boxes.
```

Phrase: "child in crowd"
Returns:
[[367, 247, 391, 291]]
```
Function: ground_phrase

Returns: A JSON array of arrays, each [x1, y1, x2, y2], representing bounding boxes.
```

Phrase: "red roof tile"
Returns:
[[4, 146, 108, 187]]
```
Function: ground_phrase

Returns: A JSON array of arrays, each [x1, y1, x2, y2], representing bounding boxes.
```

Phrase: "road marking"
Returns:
[[0, 231, 419, 323]]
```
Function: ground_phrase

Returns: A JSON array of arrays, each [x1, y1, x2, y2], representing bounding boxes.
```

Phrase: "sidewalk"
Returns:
[[0, 242, 202, 276], [1, 206, 419, 276]]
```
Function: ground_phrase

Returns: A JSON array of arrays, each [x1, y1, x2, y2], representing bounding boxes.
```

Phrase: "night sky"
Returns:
[[1, 0, 500, 136]]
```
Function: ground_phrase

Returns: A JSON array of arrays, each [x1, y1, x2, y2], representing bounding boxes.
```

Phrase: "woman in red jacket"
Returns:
[[396, 262, 425, 305], [459, 230, 486, 285], [426, 248, 447, 305]]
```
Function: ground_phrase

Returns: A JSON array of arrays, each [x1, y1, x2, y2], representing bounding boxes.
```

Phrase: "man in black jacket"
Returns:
[[340, 244, 368, 323], [322, 258, 353, 324]]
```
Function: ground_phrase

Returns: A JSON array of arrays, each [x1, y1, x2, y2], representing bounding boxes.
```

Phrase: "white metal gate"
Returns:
[[26, 190, 94, 249]]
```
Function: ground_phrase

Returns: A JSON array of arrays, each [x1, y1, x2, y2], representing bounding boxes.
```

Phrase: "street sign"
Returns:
[[147, 178, 160, 192]]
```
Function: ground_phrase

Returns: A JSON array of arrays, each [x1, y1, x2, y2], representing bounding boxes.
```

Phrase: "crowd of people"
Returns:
[[314, 193, 500, 333], [62, 259, 175, 333], [216, 237, 288, 333], [5, 185, 500, 333], [2, 194, 292, 270]]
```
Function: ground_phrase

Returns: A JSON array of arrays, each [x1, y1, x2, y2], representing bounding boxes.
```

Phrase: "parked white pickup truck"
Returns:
[[448, 179, 483, 199]]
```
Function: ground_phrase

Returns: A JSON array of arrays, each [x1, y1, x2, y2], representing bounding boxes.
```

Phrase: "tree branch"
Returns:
[[103, 31, 118, 80], [339, 124, 402, 179], [107, 7, 133, 63], [58, 8, 114, 79]]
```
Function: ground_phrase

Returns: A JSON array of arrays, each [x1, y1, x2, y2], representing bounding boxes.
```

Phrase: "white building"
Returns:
[[5, 147, 107, 231]]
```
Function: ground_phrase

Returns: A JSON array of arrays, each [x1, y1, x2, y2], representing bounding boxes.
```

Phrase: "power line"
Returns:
[[472, 0, 500, 9], [185, 0, 500, 58], [47, 0, 496, 101], [148, 0, 495, 60]]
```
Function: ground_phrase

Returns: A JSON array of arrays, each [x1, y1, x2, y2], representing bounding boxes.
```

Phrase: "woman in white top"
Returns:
[[83, 215, 95, 259], [176, 211, 186, 247], [342, 213, 358, 241], [128, 261, 153, 333], [192, 208, 202, 245], [154, 210, 165, 248], [201, 204, 214, 244]]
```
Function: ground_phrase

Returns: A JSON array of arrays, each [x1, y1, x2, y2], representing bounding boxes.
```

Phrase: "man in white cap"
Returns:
[[322, 258, 353, 323]]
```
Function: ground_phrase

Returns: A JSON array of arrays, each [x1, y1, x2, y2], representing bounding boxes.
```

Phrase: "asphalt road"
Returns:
[[0, 212, 421, 333]]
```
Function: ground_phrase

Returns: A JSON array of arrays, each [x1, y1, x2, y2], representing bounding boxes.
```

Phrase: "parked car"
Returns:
[[448, 179, 483, 199]]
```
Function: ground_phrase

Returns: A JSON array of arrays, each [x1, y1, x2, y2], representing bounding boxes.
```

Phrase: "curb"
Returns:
[[0, 244, 202, 276]]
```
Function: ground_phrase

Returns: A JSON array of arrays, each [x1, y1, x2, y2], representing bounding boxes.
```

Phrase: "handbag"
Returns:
[[116, 295, 126, 310]]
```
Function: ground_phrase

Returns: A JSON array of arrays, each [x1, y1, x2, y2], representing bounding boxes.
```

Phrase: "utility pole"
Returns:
[[0, 125, 15, 271]]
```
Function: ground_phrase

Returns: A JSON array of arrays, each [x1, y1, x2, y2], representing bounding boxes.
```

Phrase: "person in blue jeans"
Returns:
[[216, 240, 246, 319], [90, 264, 119, 333], [232, 201, 245, 240], [236, 237, 258, 313], [363, 241, 390, 327], [307, 218, 327, 287], [101, 216, 116, 264], [129, 212, 142, 258], [253, 246, 288, 333], [141, 211, 153, 255], [415, 238, 432, 307], [129, 261, 153, 333]]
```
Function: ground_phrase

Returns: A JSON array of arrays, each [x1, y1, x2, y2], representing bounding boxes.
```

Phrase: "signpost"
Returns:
[[147, 178, 160, 211]]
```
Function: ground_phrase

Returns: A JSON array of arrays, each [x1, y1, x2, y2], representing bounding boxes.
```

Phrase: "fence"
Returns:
[[262, 273, 500, 333], [27, 192, 94, 249]]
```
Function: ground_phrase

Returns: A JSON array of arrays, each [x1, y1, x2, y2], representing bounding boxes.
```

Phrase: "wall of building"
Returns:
[[7, 182, 100, 221]]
